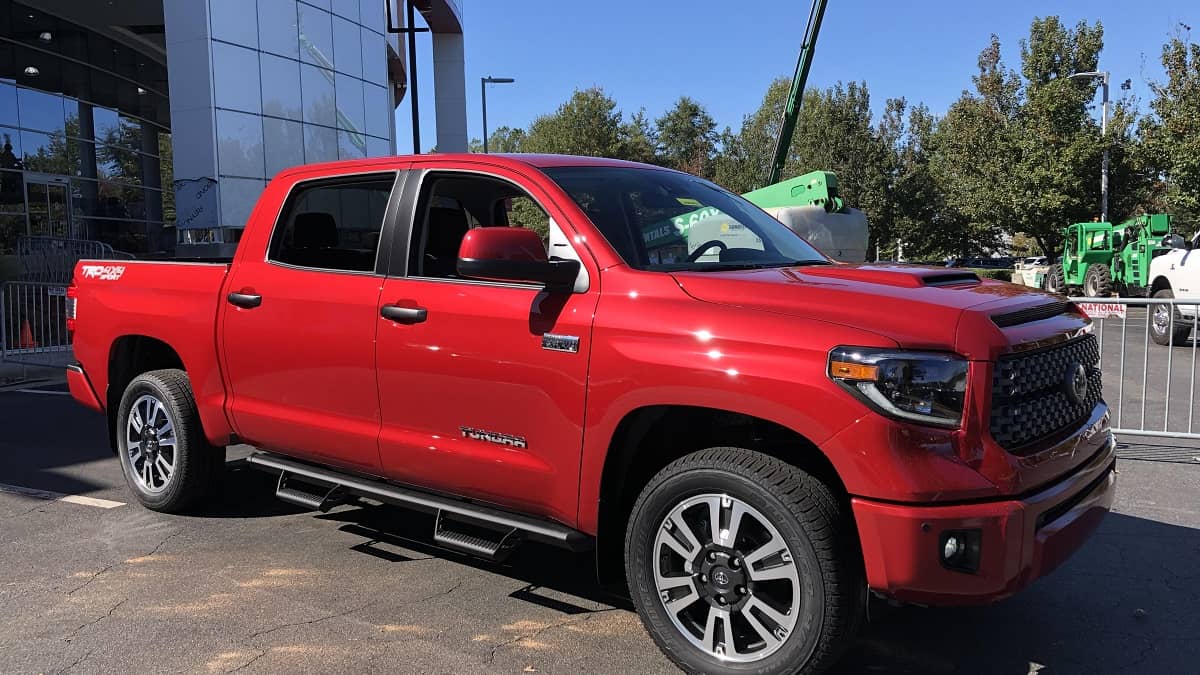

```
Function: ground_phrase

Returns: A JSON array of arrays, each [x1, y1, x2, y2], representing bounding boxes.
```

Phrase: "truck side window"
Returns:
[[268, 176, 393, 273], [409, 174, 551, 279]]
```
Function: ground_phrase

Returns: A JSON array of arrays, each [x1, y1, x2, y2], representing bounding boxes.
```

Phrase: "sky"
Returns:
[[395, 0, 1197, 154]]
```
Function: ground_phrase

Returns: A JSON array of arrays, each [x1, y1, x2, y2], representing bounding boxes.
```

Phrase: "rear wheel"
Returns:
[[1044, 265, 1067, 295], [1150, 288, 1193, 346], [117, 369, 224, 512], [1083, 264, 1113, 297], [625, 448, 862, 675]]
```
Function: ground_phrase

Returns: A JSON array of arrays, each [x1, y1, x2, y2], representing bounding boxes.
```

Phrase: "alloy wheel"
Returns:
[[652, 493, 801, 663], [125, 394, 177, 494]]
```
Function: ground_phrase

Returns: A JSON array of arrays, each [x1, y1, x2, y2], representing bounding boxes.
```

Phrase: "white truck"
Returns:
[[1147, 231, 1200, 346]]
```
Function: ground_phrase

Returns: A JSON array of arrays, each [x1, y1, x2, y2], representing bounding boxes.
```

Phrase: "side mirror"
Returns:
[[1163, 234, 1187, 250], [457, 227, 580, 291]]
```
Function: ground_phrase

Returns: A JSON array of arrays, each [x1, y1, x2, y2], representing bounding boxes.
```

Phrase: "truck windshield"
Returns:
[[541, 166, 829, 271]]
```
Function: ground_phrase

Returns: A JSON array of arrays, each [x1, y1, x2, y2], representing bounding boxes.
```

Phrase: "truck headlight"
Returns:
[[828, 348, 968, 428]]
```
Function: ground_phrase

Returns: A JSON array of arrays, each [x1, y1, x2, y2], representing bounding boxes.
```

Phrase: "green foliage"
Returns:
[[655, 97, 717, 177], [1141, 36, 1200, 228], [523, 87, 625, 157]]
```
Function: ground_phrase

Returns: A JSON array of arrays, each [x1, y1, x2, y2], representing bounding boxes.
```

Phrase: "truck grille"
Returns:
[[990, 334, 1102, 453]]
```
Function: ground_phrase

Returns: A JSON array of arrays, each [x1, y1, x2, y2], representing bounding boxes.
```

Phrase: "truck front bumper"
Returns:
[[852, 432, 1116, 606]]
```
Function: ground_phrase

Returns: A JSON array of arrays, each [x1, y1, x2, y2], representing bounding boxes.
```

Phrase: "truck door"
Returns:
[[220, 171, 403, 472], [374, 164, 599, 524]]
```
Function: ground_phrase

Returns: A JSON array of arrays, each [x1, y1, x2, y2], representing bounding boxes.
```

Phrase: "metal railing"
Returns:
[[15, 235, 134, 283], [0, 281, 73, 368], [1071, 297, 1200, 440]]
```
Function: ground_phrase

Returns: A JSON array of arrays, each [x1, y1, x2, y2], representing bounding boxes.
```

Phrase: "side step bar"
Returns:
[[246, 452, 592, 555]]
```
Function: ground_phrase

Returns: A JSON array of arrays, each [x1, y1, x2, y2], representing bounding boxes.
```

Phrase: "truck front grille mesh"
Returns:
[[990, 334, 1102, 453]]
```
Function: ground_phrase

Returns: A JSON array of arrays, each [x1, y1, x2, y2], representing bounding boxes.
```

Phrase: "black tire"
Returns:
[[1083, 264, 1113, 297], [1044, 265, 1066, 295], [625, 448, 863, 675], [116, 369, 224, 513], [1150, 288, 1193, 347]]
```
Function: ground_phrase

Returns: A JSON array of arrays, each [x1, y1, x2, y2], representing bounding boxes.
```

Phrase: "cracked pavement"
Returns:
[[2, 389, 1199, 673]]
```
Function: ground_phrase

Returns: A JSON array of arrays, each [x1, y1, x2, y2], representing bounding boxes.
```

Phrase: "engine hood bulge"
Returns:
[[671, 264, 1071, 358]]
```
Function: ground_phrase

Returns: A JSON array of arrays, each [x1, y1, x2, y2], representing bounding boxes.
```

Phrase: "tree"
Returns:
[[655, 97, 717, 176], [619, 108, 658, 165], [1141, 34, 1200, 226], [469, 126, 527, 154], [523, 87, 624, 157]]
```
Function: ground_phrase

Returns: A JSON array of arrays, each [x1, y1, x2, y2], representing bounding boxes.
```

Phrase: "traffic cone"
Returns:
[[18, 319, 37, 349]]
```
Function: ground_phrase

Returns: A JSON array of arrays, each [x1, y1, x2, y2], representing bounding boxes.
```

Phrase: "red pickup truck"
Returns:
[[67, 154, 1115, 674]]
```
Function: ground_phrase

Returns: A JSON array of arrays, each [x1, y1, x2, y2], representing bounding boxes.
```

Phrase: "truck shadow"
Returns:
[[834, 511, 1199, 674], [317, 505, 1198, 674]]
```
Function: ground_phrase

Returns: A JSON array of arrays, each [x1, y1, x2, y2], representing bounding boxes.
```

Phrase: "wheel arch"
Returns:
[[106, 335, 186, 453], [593, 405, 850, 586], [1149, 275, 1172, 296]]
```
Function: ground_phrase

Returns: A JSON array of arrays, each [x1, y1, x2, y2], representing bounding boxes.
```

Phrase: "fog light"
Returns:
[[939, 529, 982, 573], [943, 536, 960, 560]]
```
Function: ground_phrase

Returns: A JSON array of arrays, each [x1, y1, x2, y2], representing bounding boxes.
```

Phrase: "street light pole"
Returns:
[[480, 76, 514, 153], [1070, 70, 1110, 222]]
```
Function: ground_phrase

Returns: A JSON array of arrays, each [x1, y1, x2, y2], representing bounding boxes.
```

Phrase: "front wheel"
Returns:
[[1044, 265, 1066, 295], [625, 448, 863, 675], [116, 369, 224, 513], [1150, 288, 1193, 346]]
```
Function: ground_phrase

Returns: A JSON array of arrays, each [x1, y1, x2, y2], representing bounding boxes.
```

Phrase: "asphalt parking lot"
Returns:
[[1, 382, 1199, 674]]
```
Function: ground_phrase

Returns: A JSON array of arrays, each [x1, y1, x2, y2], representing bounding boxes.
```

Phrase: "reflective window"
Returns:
[[96, 143, 143, 185], [0, 82, 17, 127], [303, 123, 337, 163], [363, 84, 389, 138], [332, 16, 362, 78], [260, 53, 303, 121], [0, 129, 21, 166], [17, 87, 65, 134], [216, 109, 265, 179], [360, 28, 387, 86], [268, 175, 393, 272], [212, 41, 262, 114], [115, 115, 144, 152], [218, 176, 265, 227], [0, 170, 24, 213], [359, 0, 385, 32], [331, 0, 359, 22], [301, 0, 332, 11], [263, 117, 305, 175], [335, 72, 365, 133], [338, 129, 365, 159], [92, 106, 120, 142], [300, 64, 336, 127], [211, 0, 259, 48], [20, 130, 69, 173], [297, 3, 334, 67], [365, 135, 391, 158], [258, 0, 300, 59]]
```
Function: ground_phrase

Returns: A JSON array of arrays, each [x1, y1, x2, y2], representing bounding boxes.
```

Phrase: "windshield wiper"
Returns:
[[687, 260, 833, 272]]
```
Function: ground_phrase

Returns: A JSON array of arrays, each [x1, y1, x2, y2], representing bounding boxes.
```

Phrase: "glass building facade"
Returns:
[[187, 0, 397, 251], [0, 0, 174, 255], [0, 0, 464, 261]]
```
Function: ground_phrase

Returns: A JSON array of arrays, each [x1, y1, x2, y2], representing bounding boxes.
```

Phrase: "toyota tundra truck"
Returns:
[[67, 154, 1116, 675]]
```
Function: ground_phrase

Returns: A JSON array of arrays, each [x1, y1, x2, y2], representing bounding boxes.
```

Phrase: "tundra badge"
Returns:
[[542, 333, 580, 353]]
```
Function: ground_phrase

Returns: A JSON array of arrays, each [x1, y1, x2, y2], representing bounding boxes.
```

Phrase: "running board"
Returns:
[[246, 452, 592, 553]]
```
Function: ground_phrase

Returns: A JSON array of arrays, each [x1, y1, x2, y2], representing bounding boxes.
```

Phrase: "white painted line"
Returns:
[[15, 389, 71, 396], [0, 483, 125, 509]]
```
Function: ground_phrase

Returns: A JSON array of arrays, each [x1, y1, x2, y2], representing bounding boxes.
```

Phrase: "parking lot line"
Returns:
[[0, 482, 125, 509]]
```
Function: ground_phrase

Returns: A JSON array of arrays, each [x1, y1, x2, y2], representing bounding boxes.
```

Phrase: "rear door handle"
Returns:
[[227, 292, 262, 309], [381, 304, 427, 324]]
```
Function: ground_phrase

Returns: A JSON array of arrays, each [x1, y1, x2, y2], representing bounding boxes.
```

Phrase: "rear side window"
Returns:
[[268, 175, 394, 272]]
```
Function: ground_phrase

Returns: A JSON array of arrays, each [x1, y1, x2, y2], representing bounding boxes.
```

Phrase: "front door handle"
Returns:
[[381, 304, 427, 324], [227, 292, 262, 309]]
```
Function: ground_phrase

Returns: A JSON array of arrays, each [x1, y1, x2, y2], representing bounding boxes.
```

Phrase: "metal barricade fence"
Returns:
[[15, 235, 132, 283], [0, 281, 73, 368], [1071, 297, 1200, 440]]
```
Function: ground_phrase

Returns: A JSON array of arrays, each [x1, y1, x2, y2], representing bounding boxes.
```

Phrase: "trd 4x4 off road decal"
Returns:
[[459, 426, 527, 449], [79, 265, 127, 281]]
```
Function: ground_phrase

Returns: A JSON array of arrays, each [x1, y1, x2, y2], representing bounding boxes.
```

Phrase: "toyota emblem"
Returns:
[[712, 570, 730, 586], [1064, 362, 1088, 405]]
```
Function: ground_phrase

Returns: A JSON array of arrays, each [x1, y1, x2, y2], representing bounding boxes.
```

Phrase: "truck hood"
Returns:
[[672, 264, 1068, 358]]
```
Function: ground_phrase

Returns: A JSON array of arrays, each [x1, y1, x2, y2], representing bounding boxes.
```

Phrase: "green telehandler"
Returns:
[[1043, 213, 1175, 297]]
